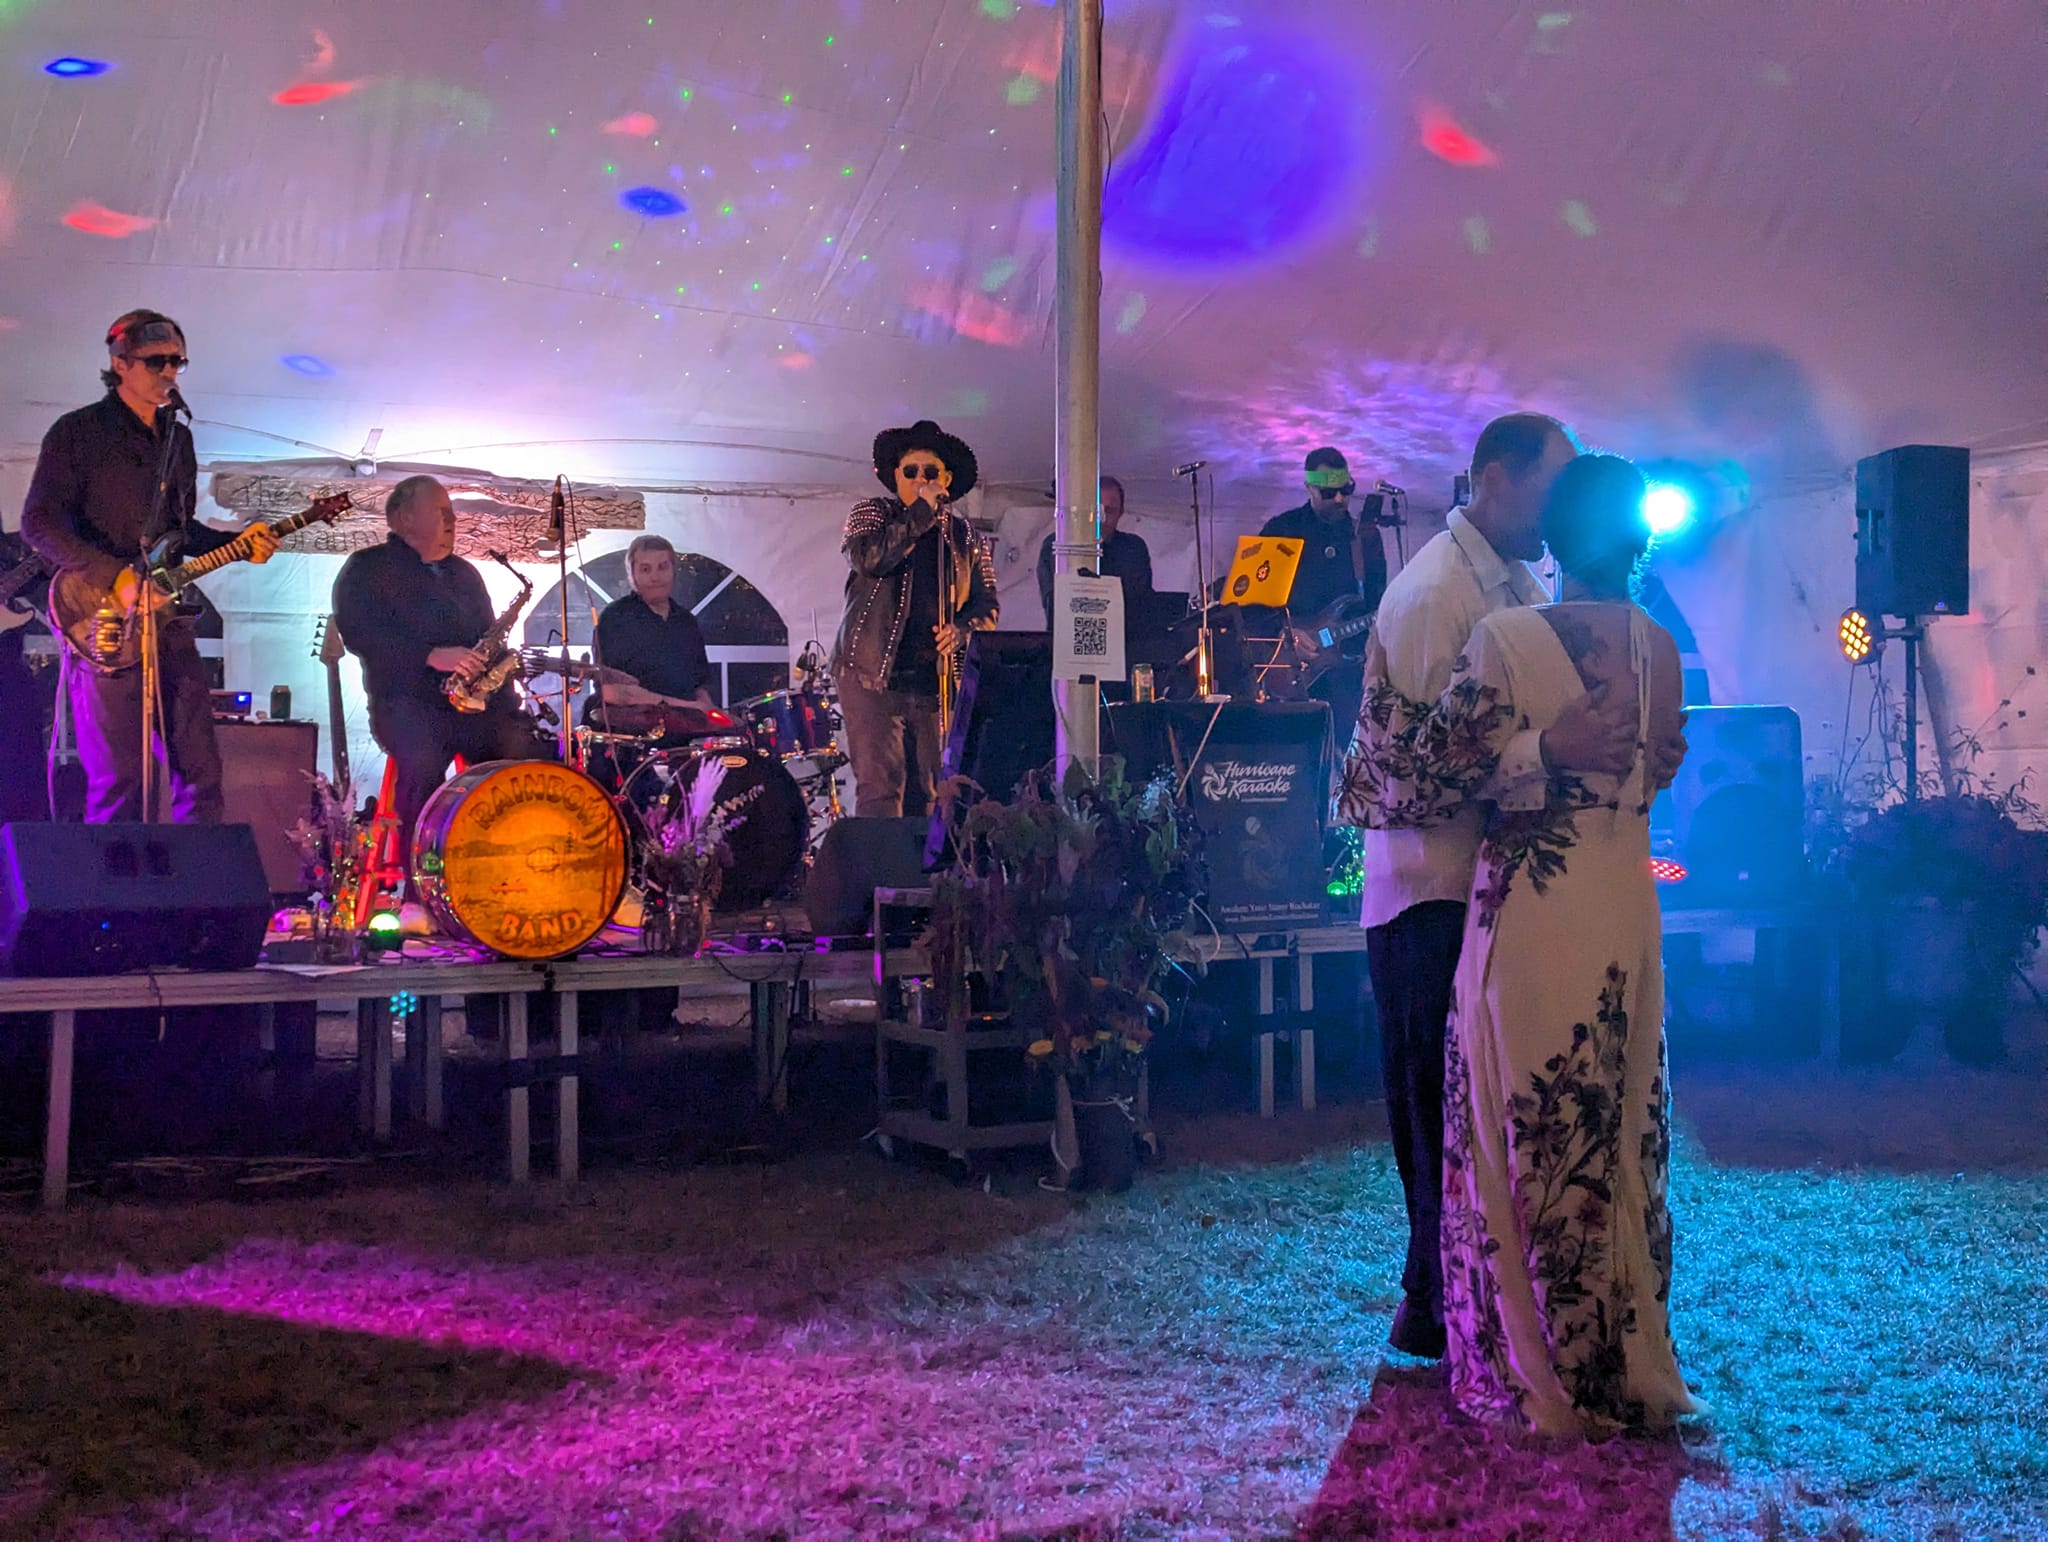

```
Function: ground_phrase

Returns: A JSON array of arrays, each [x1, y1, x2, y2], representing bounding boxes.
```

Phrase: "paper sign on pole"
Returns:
[[1051, 571, 1126, 683]]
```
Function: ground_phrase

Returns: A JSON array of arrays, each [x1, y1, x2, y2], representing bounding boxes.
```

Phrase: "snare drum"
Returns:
[[411, 760, 628, 959], [738, 688, 838, 762]]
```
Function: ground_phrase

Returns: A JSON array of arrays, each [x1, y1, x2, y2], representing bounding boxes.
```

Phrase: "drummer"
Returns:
[[588, 534, 716, 731]]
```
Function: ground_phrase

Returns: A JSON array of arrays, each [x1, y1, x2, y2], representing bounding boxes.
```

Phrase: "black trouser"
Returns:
[[64, 623, 222, 823], [0, 634, 48, 823], [1365, 899, 1467, 1323], [369, 695, 551, 884], [837, 676, 942, 818]]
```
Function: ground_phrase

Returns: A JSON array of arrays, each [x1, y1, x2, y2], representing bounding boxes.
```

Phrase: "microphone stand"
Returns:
[[137, 395, 186, 824], [541, 476, 573, 763], [1179, 463, 1218, 699]]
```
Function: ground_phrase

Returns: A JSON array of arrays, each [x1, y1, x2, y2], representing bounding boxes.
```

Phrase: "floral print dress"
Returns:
[[1345, 602, 1699, 1436]]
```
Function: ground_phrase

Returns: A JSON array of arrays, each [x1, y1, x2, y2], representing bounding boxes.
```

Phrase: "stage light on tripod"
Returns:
[[1643, 482, 1696, 538], [1838, 608, 1875, 663]]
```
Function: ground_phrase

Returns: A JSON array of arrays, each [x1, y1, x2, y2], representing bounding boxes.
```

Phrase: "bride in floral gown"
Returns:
[[1346, 454, 1702, 1436]]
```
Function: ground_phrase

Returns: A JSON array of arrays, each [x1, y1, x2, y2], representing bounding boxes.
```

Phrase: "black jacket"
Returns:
[[21, 393, 233, 592], [831, 497, 999, 694], [332, 535, 511, 711]]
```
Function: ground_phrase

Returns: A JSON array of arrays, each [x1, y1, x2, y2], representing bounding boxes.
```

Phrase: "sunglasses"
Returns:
[[899, 463, 945, 481], [131, 354, 190, 373], [1313, 483, 1354, 498]]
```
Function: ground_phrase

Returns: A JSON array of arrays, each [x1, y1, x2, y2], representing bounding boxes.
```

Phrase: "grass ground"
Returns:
[[0, 1007, 2043, 1539]]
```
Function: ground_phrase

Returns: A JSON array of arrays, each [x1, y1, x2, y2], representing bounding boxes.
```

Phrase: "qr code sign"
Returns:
[[1073, 616, 1109, 658]]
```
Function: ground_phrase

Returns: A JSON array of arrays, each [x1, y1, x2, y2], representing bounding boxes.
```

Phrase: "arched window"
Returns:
[[521, 549, 789, 709]]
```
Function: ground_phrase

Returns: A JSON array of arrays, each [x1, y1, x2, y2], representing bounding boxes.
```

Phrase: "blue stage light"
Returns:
[[620, 186, 686, 218], [46, 57, 112, 77], [1643, 482, 1697, 537]]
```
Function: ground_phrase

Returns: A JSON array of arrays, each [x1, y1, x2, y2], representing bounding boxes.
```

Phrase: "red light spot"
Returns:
[[61, 200, 155, 238], [1419, 106, 1499, 167], [603, 111, 659, 137], [910, 283, 1030, 348], [273, 80, 358, 107], [778, 352, 814, 371], [1649, 857, 1688, 884]]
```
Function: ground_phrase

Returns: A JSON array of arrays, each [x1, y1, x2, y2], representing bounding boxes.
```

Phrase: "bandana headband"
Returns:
[[1305, 466, 1353, 490]]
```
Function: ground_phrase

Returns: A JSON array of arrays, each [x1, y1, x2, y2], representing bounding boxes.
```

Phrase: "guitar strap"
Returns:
[[1349, 512, 1370, 603]]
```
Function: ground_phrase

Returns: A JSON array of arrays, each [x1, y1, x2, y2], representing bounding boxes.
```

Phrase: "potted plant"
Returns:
[[929, 762, 1203, 1190], [639, 759, 755, 955], [1821, 721, 2048, 1064]]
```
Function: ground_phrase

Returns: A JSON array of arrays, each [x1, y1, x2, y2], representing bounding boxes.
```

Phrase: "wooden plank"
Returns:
[[557, 991, 579, 1185], [505, 994, 529, 1184]]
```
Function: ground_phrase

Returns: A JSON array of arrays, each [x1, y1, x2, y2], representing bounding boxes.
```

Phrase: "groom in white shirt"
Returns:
[[1345, 413, 1652, 1360]]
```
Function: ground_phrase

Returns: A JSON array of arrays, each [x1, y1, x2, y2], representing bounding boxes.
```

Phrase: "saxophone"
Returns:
[[445, 550, 533, 713]]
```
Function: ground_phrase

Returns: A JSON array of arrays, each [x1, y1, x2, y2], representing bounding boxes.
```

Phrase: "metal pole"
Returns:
[[1903, 623, 1920, 802], [1052, 0, 1104, 779]]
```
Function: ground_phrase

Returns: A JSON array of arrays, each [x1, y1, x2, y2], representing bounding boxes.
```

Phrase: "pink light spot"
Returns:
[[911, 283, 1030, 347], [62, 200, 155, 238], [778, 352, 814, 371], [0, 316, 19, 333], [1419, 106, 1499, 167], [274, 80, 359, 107], [307, 29, 336, 73], [603, 111, 659, 137], [0, 178, 15, 245]]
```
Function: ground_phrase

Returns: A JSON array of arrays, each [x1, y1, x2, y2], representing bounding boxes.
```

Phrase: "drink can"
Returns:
[[1132, 664, 1155, 702], [269, 685, 292, 720]]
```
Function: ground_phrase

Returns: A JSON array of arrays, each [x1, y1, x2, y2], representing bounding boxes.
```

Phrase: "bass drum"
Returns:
[[622, 743, 808, 910], [412, 760, 628, 959]]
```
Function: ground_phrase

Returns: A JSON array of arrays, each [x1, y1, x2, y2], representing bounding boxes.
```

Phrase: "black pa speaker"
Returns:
[[1855, 445, 1969, 620], [804, 816, 932, 936], [0, 822, 273, 976], [1653, 706, 1805, 901], [216, 719, 319, 894]]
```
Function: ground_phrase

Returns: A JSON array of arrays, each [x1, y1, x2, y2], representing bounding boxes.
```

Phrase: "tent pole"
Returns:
[[1052, 0, 1104, 782]]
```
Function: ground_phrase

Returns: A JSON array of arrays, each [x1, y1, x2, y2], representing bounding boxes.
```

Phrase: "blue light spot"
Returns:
[[1643, 483, 1697, 537], [620, 186, 687, 218], [281, 354, 334, 378], [1104, 27, 1368, 268], [45, 57, 112, 78]]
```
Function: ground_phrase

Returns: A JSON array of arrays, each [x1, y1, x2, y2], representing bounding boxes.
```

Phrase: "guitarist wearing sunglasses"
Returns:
[[19, 310, 280, 823]]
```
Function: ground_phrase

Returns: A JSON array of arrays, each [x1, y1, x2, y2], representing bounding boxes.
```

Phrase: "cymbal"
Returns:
[[517, 648, 639, 688]]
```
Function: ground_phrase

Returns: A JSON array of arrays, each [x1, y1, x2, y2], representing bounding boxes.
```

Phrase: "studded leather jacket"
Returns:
[[831, 496, 1000, 694]]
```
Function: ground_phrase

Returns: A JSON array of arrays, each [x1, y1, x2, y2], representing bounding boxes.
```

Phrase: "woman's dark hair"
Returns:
[[1540, 453, 1650, 600]]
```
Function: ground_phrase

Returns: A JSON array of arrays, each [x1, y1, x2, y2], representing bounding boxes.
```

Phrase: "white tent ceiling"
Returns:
[[1, 0, 2041, 509]]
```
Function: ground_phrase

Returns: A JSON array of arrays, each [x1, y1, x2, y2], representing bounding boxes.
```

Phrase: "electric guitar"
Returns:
[[1286, 594, 1377, 688], [0, 552, 50, 635], [311, 614, 351, 789], [50, 493, 350, 673]]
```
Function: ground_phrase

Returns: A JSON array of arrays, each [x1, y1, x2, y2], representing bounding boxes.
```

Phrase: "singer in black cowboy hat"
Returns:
[[830, 420, 1000, 817]]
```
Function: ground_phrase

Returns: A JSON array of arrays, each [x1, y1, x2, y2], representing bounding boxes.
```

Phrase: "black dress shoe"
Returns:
[[1387, 1298, 1447, 1359]]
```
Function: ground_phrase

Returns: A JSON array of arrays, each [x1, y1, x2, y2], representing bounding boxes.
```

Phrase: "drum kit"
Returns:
[[402, 652, 849, 958]]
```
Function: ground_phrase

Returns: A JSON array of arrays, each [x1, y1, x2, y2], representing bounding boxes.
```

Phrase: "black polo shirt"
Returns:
[[1256, 500, 1387, 620], [332, 534, 502, 708], [21, 391, 231, 592], [592, 593, 712, 703], [1036, 528, 1154, 624]]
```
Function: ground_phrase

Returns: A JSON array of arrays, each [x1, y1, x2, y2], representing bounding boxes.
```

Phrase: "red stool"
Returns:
[[354, 754, 465, 921]]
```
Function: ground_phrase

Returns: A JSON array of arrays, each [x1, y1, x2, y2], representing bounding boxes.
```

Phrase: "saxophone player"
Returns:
[[830, 420, 998, 818], [331, 475, 549, 882]]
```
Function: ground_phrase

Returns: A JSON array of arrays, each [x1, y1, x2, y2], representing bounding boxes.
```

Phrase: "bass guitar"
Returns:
[[0, 552, 50, 635], [1285, 593, 1377, 689], [50, 493, 350, 673], [311, 613, 351, 789]]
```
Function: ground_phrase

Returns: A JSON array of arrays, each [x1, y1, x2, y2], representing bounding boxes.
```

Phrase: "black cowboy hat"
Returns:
[[872, 419, 979, 499]]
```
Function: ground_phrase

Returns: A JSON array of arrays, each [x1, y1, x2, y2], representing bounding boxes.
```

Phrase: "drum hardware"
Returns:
[[614, 743, 808, 912]]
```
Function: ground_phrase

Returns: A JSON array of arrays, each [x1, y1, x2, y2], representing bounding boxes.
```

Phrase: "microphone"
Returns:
[[167, 386, 193, 418], [538, 475, 567, 556], [1173, 460, 1207, 478], [1374, 479, 1406, 496]]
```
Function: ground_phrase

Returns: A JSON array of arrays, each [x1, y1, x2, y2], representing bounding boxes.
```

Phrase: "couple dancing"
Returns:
[[1340, 413, 1705, 1438]]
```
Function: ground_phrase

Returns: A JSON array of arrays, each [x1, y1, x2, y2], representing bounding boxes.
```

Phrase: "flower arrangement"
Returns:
[[638, 758, 757, 953], [287, 771, 366, 953], [929, 762, 1202, 1100]]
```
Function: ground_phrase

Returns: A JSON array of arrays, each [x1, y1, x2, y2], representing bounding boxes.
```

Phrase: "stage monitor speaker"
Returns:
[[1855, 444, 1969, 619], [804, 816, 931, 936], [943, 631, 1056, 806], [0, 822, 273, 976], [1652, 705, 1805, 901], [216, 719, 319, 894]]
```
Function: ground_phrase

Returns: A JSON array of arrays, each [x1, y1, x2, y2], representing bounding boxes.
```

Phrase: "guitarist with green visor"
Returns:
[[21, 309, 282, 823]]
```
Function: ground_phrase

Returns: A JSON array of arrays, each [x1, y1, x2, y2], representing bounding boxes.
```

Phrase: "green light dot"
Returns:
[[611, 240, 623, 250], [1006, 75, 1041, 107], [679, 88, 692, 101], [751, 282, 761, 291], [782, 93, 793, 104], [824, 236, 834, 244], [604, 163, 615, 174], [547, 126, 557, 135], [720, 203, 734, 215], [824, 35, 835, 46], [840, 165, 855, 176]]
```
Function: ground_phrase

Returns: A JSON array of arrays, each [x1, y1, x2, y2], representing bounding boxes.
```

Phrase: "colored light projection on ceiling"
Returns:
[[61, 200, 153, 238], [1103, 24, 1368, 269], [1418, 105, 1499, 168], [44, 56, 109, 77]]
